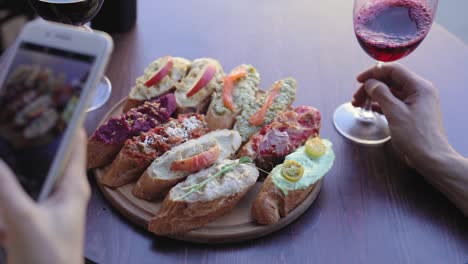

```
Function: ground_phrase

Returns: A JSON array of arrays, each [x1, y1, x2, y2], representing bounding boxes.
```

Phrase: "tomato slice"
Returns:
[[144, 56, 174, 87], [222, 77, 236, 112], [249, 81, 281, 126], [171, 145, 220, 172], [186, 64, 217, 97], [282, 160, 304, 182], [222, 68, 247, 112], [228, 68, 247, 81], [305, 137, 327, 159]]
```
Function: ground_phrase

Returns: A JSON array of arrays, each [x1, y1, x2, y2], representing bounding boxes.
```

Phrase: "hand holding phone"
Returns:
[[0, 20, 112, 201], [0, 129, 90, 264]]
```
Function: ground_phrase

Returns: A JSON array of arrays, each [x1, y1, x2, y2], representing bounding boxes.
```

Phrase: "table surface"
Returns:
[[82, 0, 466, 263]]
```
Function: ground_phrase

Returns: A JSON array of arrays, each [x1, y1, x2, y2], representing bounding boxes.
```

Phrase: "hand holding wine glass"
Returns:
[[333, 0, 438, 145], [353, 62, 468, 216], [352, 62, 452, 168], [29, 0, 111, 112]]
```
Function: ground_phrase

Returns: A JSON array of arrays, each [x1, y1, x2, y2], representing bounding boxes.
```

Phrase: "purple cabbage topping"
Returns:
[[92, 93, 176, 144]]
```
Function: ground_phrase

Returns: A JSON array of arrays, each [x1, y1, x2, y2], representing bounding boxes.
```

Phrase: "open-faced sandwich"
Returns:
[[238, 106, 321, 171], [205, 64, 260, 131], [174, 58, 224, 114], [87, 93, 176, 169], [235, 78, 297, 141], [123, 56, 191, 112], [99, 113, 209, 188], [133, 129, 242, 200], [252, 137, 335, 225], [148, 158, 259, 235]]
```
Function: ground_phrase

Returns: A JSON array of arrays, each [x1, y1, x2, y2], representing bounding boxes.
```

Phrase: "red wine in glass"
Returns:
[[354, 0, 434, 62], [29, 0, 104, 26], [333, 0, 437, 145]]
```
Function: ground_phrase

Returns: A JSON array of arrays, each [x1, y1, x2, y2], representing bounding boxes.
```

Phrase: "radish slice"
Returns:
[[171, 145, 220, 172], [186, 63, 217, 97], [144, 56, 174, 87]]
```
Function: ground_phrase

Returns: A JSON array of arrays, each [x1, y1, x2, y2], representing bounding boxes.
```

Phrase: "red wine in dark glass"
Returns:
[[354, 0, 434, 62], [29, 0, 105, 26]]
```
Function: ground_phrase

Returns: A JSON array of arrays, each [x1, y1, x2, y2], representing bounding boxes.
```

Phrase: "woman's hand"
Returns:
[[352, 63, 455, 169], [0, 129, 90, 264]]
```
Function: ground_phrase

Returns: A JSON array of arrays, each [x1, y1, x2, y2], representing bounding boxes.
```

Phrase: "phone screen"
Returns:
[[0, 42, 95, 199]]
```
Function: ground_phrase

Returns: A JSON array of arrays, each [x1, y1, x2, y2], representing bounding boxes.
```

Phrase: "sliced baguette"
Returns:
[[87, 140, 123, 169], [122, 98, 142, 113], [174, 58, 224, 114], [238, 106, 321, 171], [133, 129, 242, 200], [148, 159, 259, 235], [235, 78, 297, 142], [87, 94, 176, 169], [205, 104, 237, 131], [252, 140, 335, 225], [252, 175, 318, 225], [124, 57, 191, 112], [205, 64, 260, 131], [100, 114, 208, 188]]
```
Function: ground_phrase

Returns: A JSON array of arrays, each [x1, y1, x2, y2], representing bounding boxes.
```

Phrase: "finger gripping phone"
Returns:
[[0, 20, 113, 201]]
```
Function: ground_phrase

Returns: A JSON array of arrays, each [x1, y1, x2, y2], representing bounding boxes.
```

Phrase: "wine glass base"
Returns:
[[333, 102, 391, 145], [87, 76, 112, 112]]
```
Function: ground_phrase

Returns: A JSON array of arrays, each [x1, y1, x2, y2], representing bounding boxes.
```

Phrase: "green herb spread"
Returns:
[[271, 139, 334, 195]]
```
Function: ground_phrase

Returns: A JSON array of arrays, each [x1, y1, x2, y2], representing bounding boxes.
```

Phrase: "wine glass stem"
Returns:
[[358, 61, 384, 122]]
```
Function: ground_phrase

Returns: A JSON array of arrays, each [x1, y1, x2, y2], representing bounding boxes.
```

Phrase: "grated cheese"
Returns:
[[165, 116, 201, 138]]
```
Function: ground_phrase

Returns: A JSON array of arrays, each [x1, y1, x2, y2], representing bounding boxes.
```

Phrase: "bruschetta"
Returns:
[[252, 138, 335, 225], [133, 129, 242, 200], [238, 106, 321, 171], [174, 58, 224, 114], [87, 93, 176, 169], [123, 56, 191, 112], [205, 64, 260, 131], [100, 113, 209, 188], [148, 158, 259, 235], [235, 78, 297, 142]]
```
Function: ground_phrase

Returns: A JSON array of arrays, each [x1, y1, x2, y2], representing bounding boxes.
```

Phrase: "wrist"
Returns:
[[416, 141, 460, 179]]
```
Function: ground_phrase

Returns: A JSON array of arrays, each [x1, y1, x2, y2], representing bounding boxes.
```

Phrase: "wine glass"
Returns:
[[333, 0, 438, 145], [28, 0, 111, 112]]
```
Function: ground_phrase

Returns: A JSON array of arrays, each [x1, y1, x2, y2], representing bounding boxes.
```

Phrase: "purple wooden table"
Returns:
[[83, 0, 468, 263]]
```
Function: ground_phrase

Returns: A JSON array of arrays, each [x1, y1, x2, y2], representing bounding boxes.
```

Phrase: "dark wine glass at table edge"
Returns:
[[28, 0, 111, 112], [333, 0, 438, 145]]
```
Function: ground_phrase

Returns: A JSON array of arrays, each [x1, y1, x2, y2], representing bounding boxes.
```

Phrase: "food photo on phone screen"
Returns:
[[0, 42, 95, 199]]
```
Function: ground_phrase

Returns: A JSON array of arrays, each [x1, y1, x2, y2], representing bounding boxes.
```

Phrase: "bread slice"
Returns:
[[132, 129, 242, 200], [205, 65, 260, 131], [235, 78, 297, 142], [87, 140, 123, 169], [174, 58, 224, 114], [205, 104, 237, 131], [148, 159, 259, 235], [122, 98, 143, 113], [87, 94, 176, 169], [238, 106, 321, 171], [124, 57, 191, 112], [252, 140, 335, 225], [99, 114, 208, 188], [252, 175, 318, 225]]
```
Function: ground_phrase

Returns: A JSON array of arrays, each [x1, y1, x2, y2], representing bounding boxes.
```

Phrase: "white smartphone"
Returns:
[[0, 20, 113, 201]]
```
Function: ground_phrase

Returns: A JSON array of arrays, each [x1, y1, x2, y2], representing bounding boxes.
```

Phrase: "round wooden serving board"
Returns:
[[93, 97, 324, 244]]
